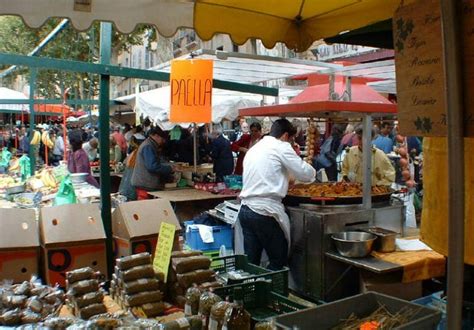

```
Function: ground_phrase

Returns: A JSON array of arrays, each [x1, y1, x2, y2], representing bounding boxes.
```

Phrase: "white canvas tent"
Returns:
[[116, 86, 263, 130], [0, 87, 28, 112]]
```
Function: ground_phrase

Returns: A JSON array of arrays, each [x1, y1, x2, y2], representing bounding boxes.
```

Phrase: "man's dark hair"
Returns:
[[381, 121, 391, 129], [68, 130, 83, 152], [269, 119, 296, 139], [148, 126, 168, 139], [250, 122, 262, 131]]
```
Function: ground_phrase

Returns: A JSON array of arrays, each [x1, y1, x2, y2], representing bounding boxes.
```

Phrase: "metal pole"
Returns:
[[193, 123, 198, 172], [329, 74, 335, 100], [440, 1, 465, 328], [28, 68, 36, 175], [345, 76, 352, 101], [362, 114, 372, 209], [99, 22, 113, 280]]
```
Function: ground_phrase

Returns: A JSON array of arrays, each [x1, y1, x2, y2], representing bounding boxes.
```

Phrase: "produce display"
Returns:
[[393, 134, 416, 188], [198, 290, 222, 328], [0, 277, 65, 326], [110, 252, 165, 318], [288, 182, 392, 198], [331, 304, 422, 330], [304, 118, 319, 164], [209, 300, 231, 330], [65, 267, 107, 320]]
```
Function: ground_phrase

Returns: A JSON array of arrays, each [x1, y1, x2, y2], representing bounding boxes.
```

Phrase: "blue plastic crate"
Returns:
[[412, 292, 447, 330], [184, 220, 233, 251]]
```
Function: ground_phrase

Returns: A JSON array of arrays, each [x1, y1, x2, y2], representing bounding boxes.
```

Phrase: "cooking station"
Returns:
[[286, 200, 405, 303]]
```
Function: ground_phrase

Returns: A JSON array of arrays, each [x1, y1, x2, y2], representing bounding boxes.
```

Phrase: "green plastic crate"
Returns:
[[213, 280, 306, 323], [211, 254, 289, 296]]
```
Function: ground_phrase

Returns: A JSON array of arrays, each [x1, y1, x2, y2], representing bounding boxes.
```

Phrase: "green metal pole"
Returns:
[[99, 22, 113, 279], [28, 68, 37, 175]]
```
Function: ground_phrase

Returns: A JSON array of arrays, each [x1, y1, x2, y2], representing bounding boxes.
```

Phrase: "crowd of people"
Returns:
[[0, 117, 422, 203]]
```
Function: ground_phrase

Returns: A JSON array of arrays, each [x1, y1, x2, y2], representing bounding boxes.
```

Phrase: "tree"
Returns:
[[0, 16, 164, 104]]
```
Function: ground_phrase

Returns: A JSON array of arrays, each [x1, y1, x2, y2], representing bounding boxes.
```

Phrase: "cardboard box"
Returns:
[[40, 204, 107, 287], [360, 272, 423, 301], [0, 208, 39, 283], [112, 199, 181, 259]]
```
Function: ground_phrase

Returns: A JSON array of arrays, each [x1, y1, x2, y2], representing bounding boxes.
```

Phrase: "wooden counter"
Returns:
[[148, 188, 237, 202]]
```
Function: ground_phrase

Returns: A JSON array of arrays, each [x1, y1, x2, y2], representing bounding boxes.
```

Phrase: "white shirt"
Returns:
[[52, 136, 64, 156], [82, 142, 98, 161], [240, 136, 315, 200], [239, 136, 316, 246]]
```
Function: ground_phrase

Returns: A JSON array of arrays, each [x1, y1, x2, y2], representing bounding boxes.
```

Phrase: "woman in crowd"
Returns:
[[67, 130, 99, 187], [231, 122, 262, 175]]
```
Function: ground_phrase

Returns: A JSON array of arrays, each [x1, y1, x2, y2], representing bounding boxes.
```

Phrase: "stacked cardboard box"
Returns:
[[110, 253, 165, 318]]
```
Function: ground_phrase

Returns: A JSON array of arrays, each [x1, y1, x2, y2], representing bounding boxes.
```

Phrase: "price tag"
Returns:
[[152, 222, 176, 282]]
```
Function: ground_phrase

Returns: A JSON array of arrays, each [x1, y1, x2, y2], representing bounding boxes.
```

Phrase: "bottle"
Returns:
[[222, 287, 251, 330]]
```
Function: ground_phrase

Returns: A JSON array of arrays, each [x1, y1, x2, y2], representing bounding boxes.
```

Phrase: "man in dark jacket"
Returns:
[[210, 124, 234, 182], [131, 127, 174, 199]]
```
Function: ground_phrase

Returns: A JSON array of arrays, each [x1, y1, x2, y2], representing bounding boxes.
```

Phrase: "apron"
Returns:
[[237, 196, 291, 253]]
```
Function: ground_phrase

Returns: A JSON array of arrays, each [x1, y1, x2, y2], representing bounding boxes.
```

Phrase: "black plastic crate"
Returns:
[[211, 254, 288, 296], [213, 280, 306, 323], [275, 292, 442, 330]]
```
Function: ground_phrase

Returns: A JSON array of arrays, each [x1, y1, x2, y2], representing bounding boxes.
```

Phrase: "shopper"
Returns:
[[112, 126, 127, 155], [131, 127, 174, 200], [67, 130, 99, 187], [238, 119, 316, 270], [110, 135, 122, 164], [341, 127, 395, 186], [373, 121, 394, 154], [82, 138, 98, 161], [231, 122, 262, 175], [210, 124, 234, 182], [313, 125, 344, 181], [52, 130, 64, 166]]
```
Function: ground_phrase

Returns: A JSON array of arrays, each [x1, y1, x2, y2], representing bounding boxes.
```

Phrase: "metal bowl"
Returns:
[[70, 173, 88, 184], [6, 183, 25, 195], [332, 231, 377, 258]]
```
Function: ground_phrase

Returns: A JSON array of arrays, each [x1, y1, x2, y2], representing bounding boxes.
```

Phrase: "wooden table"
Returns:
[[93, 172, 123, 193], [148, 188, 236, 202], [148, 188, 237, 222]]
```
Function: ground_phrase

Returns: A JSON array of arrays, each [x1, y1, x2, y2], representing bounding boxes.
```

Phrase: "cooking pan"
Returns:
[[284, 183, 394, 206]]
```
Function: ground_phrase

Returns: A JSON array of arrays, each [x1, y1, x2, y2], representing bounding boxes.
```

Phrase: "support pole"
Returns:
[[98, 22, 113, 279], [362, 114, 372, 209], [440, 1, 465, 329], [28, 68, 36, 175], [193, 123, 198, 173]]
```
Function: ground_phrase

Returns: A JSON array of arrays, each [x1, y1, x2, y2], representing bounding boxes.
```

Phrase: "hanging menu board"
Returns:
[[393, 0, 446, 136], [394, 0, 474, 136], [461, 0, 474, 134]]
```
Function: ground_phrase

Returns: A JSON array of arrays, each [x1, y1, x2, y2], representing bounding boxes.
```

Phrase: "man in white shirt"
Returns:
[[239, 119, 316, 270], [82, 138, 99, 161]]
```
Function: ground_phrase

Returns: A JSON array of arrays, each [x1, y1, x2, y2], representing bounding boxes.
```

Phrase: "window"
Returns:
[[125, 58, 129, 67], [217, 46, 224, 51], [145, 50, 150, 69], [137, 50, 142, 68], [232, 43, 239, 52]]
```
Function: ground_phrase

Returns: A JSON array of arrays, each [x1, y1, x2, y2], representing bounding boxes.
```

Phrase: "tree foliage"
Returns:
[[0, 16, 160, 102]]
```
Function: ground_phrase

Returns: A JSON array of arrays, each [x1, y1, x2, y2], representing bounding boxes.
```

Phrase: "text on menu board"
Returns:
[[169, 59, 213, 123]]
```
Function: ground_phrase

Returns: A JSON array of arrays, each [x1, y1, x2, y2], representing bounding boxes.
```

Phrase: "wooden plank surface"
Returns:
[[148, 188, 237, 202]]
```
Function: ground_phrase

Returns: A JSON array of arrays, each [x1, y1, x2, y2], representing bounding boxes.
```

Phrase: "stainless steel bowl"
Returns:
[[364, 227, 397, 253], [70, 173, 88, 184], [6, 183, 25, 195], [332, 231, 377, 258]]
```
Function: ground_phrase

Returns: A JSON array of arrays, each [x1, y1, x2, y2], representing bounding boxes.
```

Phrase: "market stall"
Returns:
[[0, 0, 469, 328], [238, 74, 446, 304]]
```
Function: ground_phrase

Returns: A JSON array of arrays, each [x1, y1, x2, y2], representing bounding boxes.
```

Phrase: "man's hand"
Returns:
[[239, 147, 248, 153]]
